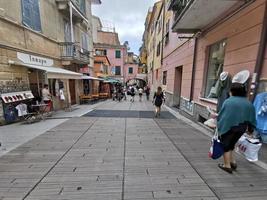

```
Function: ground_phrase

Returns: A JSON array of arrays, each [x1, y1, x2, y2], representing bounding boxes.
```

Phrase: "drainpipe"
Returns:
[[251, 1, 267, 101], [161, 0, 166, 65], [69, 1, 74, 43], [189, 36, 198, 101]]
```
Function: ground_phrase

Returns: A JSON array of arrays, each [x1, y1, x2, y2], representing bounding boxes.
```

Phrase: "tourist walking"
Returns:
[[145, 86, 150, 100], [138, 87, 143, 102], [130, 86, 135, 102], [217, 82, 256, 174], [153, 86, 164, 117]]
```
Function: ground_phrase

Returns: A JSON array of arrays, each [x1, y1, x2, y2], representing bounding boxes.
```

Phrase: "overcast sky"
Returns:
[[92, 0, 158, 55]]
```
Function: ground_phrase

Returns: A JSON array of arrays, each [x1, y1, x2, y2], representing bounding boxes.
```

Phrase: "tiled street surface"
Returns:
[[0, 100, 267, 199]]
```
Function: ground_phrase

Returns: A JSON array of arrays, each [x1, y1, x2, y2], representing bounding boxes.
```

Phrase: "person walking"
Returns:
[[145, 86, 150, 100], [217, 82, 256, 174], [138, 87, 143, 102], [153, 86, 164, 117], [42, 84, 52, 111], [130, 86, 135, 102]]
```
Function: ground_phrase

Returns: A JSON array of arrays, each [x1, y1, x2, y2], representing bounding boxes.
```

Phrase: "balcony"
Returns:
[[169, 0, 248, 33], [59, 42, 90, 65], [56, 0, 87, 22]]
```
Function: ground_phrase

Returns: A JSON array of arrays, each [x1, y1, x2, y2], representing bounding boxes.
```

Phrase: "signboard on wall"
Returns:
[[17, 52, 54, 66]]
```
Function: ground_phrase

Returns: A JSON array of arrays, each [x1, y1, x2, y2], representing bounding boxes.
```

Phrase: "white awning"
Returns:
[[9, 60, 82, 79], [81, 75, 103, 81]]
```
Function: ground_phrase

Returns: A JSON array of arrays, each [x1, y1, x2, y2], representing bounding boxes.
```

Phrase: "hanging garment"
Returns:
[[216, 75, 231, 112], [253, 92, 267, 134], [59, 89, 65, 101], [15, 103, 28, 117]]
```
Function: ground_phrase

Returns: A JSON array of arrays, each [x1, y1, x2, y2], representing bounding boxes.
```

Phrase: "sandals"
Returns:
[[230, 162, 237, 170], [218, 164, 233, 174]]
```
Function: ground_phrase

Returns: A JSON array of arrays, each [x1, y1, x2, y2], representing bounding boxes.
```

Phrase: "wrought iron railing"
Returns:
[[59, 42, 90, 64], [169, 0, 193, 22]]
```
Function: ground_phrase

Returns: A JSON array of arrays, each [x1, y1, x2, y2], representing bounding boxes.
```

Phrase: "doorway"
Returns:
[[173, 66, 183, 107], [69, 79, 76, 105]]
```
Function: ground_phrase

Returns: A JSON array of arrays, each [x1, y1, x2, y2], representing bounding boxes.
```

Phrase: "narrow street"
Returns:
[[0, 100, 266, 200]]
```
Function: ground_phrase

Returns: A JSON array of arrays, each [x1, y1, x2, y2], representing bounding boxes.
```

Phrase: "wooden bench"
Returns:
[[79, 95, 92, 104], [99, 93, 109, 99]]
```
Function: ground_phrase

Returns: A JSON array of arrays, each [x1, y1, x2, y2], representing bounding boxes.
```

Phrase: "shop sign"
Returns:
[[17, 52, 53, 66]]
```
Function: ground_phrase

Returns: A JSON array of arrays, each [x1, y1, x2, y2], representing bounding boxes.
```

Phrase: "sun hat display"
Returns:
[[232, 70, 250, 84], [220, 71, 229, 81]]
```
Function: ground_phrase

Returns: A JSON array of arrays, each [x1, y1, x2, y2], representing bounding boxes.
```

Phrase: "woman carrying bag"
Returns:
[[217, 82, 256, 174]]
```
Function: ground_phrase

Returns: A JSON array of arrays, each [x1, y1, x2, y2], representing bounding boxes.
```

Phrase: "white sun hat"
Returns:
[[232, 70, 250, 84], [220, 71, 229, 81]]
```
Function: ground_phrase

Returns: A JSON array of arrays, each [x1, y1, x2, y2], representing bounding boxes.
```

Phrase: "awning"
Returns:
[[81, 75, 104, 81], [9, 60, 82, 79]]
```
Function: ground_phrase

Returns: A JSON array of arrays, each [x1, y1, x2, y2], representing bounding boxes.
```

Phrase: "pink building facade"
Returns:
[[124, 63, 139, 83], [165, 0, 267, 122]]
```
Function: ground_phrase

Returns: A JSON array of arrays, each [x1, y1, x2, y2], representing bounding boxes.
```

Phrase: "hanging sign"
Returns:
[[17, 52, 54, 66]]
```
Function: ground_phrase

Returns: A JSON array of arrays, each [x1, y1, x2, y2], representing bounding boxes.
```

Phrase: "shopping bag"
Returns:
[[209, 129, 224, 159], [236, 134, 262, 162]]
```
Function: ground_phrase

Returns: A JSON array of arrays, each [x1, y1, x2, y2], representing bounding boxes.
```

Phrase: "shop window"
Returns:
[[115, 66, 121, 75], [115, 50, 121, 58], [205, 40, 227, 98], [22, 0, 41, 32], [128, 67, 133, 74], [163, 71, 167, 85]]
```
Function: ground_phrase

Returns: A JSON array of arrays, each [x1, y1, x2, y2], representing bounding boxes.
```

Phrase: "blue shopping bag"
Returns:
[[209, 129, 224, 159]]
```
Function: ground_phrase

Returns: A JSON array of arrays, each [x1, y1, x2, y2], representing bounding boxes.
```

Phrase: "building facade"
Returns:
[[143, 0, 267, 124], [0, 0, 101, 124]]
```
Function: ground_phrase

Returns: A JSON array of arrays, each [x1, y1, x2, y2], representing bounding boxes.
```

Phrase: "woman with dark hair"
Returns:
[[153, 86, 164, 117], [217, 82, 256, 173]]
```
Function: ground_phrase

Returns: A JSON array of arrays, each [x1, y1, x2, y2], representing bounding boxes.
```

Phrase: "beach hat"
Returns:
[[232, 70, 250, 84], [220, 71, 229, 81]]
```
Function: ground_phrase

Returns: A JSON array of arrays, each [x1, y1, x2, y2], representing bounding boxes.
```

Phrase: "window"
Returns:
[[115, 50, 121, 58], [22, 0, 41, 32], [73, 0, 86, 15], [81, 32, 89, 50], [205, 40, 227, 98], [163, 71, 167, 85], [156, 42, 161, 57], [165, 19, 170, 46], [64, 20, 71, 42], [128, 67, 133, 74], [95, 49, 107, 56], [115, 66, 121, 75], [156, 69, 159, 80]]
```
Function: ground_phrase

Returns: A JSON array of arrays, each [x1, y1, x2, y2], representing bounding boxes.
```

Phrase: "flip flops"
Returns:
[[218, 164, 233, 174], [230, 162, 237, 170]]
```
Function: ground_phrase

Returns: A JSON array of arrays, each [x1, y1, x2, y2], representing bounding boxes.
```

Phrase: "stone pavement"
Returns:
[[0, 99, 266, 199]]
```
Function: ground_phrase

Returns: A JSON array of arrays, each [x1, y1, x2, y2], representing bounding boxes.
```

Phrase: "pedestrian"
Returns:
[[145, 86, 150, 100], [217, 82, 256, 174], [130, 86, 135, 102], [138, 87, 143, 102], [42, 84, 52, 111], [153, 86, 164, 117]]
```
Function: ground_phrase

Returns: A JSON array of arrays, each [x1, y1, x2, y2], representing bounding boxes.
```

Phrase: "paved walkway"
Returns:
[[0, 99, 266, 199]]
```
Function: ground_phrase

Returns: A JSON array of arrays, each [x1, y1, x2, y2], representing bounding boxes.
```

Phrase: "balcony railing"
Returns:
[[169, 0, 193, 22], [59, 42, 90, 64]]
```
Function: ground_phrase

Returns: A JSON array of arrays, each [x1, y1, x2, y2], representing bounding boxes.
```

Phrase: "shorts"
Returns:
[[220, 124, 247, 152]]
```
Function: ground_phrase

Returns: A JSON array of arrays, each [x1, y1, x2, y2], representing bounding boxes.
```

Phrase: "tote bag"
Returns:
[[209, 129, 224, 159], [236, 134, 262, 162]]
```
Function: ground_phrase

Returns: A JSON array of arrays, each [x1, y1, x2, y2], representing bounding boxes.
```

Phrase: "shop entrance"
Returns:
[[173, 66, 183, 107], [69, 80, 76, 105]]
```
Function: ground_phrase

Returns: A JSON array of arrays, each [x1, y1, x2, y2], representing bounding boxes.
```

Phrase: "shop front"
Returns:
[[0, 52, 82, 124]]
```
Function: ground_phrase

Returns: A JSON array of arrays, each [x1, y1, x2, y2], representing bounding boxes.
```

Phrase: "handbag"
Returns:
[[209, 129, 224, 159], [236, 134, 262, 162]]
